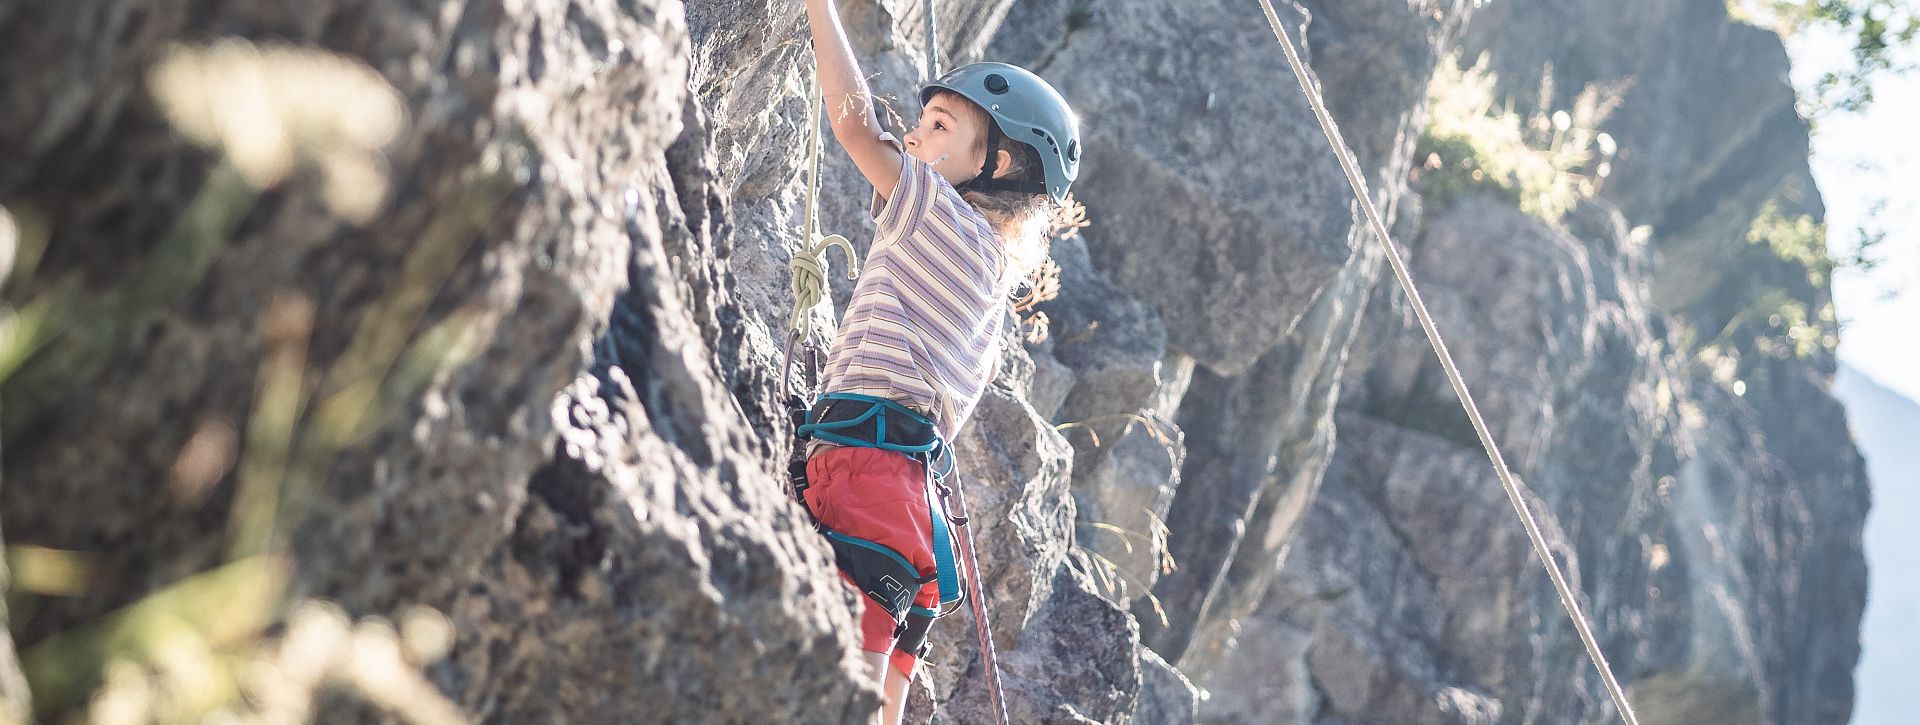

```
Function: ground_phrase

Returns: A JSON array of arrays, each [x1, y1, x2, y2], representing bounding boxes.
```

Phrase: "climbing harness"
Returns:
[[784, 278, 973, 670], [1252, 3, 1640, 723], [789, 392, 968, 625]]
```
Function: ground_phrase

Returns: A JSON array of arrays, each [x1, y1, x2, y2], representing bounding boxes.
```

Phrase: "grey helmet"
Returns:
[[920, 62, 1080, 203]]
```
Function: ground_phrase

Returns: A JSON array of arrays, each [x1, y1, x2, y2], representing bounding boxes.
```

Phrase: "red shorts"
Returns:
[[804, 445, 940, 678]]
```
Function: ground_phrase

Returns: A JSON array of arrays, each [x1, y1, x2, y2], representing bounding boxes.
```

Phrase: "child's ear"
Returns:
[[991, 148, 1015, 179]]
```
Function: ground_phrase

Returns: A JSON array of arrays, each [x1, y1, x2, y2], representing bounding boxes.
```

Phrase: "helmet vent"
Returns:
[[984, 74, 1011, 94]]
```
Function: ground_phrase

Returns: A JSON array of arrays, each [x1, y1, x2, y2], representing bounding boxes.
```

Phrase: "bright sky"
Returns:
[[1781, 22, 1920, 725], [1786, 30, 1920, 402]]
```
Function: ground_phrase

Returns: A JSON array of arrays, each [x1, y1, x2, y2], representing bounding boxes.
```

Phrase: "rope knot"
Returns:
[[789, 232, 858, 339]]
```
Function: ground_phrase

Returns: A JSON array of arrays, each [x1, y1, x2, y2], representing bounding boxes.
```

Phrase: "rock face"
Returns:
[[1459, 0, 1817, 325], [1185, 0, 1868, 720], [1, 0, 872, 721], [0, 0, 1870, 723], [1217, 192, 1867, 723], [990, 0, 1357, 378]]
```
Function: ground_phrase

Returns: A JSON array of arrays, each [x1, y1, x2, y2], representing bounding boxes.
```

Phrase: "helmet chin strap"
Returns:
[[956, 122, 1048, 196]]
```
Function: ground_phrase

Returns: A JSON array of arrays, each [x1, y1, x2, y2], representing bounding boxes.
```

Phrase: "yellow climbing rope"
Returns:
[[787, 76, 858, 353], [1252, 3, 1640, 723]]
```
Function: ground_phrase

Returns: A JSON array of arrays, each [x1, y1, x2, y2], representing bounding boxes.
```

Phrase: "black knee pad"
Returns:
[[894, 610, 935, 660]]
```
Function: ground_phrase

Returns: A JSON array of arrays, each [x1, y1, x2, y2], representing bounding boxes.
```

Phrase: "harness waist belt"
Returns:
[[801, 392, 941, 455]]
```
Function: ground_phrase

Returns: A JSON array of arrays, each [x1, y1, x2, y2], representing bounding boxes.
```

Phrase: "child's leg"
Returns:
[[879, 664, 911, 725], [849, 577, 940, 725], [860, 649, 891, 725], [878, 579, 941, 724], [853, 596, 904, 725], [805, 447, 939, 724], [861, 650, 889, 681]]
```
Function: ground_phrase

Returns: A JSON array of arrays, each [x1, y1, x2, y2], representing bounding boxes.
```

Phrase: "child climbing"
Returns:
[[795, 1, 1080, 723]]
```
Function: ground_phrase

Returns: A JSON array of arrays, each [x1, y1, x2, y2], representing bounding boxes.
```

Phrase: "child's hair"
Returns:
[[932, 90, 1055, 297]]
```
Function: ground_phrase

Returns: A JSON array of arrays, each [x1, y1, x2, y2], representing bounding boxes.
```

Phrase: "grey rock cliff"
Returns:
[[0, 0, 874, 720], [1191, 0, 1868, 718], [1460, 0, 1819, 326], [0, 0, 1871, 722]]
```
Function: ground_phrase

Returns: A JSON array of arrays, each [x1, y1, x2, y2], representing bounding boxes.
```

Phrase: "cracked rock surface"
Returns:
[[0, 0, 1869, 722]]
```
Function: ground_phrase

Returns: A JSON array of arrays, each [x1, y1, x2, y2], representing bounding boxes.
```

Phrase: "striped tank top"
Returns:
[[817, 148, 1009, 443]]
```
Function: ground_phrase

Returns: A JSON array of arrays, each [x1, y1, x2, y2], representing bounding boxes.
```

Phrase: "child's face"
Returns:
[[903, 94, 994, 186]]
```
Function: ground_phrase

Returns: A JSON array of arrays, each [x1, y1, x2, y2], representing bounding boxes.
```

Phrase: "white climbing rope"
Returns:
[[1251, 3, 1641, 722], [784, 73, 858, 401], [923, 0, 942, 76]]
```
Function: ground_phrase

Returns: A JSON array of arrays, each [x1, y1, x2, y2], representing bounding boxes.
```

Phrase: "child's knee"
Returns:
[[888, 647, 921, 680], [860, 649, 890, 683]]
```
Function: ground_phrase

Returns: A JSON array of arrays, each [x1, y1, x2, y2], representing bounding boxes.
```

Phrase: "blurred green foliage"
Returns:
[[1413, 53, 1621, 222], [1747, 201, 1835, 288], [1724, 202, 1849, 360], [1, 40, 507, 724]]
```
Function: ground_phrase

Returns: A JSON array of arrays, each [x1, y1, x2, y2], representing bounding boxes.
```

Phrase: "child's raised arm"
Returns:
[[805, 0, 905, 199]]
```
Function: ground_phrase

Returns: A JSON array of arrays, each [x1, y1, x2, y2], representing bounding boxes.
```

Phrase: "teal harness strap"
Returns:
[[798, 392, 942, 455], [925, 465, 961, 608], [798, 392, 964, 613]]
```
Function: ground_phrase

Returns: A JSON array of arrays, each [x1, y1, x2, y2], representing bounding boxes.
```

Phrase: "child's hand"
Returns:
[[805, 0, 904, 198]]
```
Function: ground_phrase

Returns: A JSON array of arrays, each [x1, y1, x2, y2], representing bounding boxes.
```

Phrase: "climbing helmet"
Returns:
[[920, 62, 1080, 203]]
